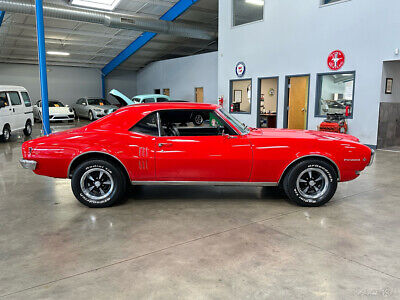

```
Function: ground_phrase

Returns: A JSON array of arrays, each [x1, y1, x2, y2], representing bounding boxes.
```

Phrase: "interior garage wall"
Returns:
[[136, 52, 218, 103], [0, 63, 102, 106], [105, 69, 137, 103]]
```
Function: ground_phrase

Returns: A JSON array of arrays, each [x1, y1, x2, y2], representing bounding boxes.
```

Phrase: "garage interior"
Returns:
[[1, 0, 400, 299]]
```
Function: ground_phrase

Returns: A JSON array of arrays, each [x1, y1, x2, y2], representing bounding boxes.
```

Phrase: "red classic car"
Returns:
[[20, 103, 374, 208]]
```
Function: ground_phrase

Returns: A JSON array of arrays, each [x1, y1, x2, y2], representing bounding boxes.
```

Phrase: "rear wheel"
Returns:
[[1, 125, 11, 142], [23, 120, 32, 136], [283, 159, 337, 207], [71, 159, 126, 208]]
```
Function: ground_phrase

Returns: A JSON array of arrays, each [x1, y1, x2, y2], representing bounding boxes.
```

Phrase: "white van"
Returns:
[[0, 86, 34, 142]]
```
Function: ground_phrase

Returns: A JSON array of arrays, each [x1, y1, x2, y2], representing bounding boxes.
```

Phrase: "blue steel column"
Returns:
[[0, 11, 5, 27], [101, 73, 106, 99], [35, 0, 51, 135]]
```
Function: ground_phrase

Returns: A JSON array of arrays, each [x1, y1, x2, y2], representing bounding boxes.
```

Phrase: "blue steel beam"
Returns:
[[101, 73, 106, 99], [0, 11, 5, 27], [101, 0, 198, 77], [35, 0, 51, 135]]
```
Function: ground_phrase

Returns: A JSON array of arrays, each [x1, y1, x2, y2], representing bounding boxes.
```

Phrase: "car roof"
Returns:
[[134, 94, 169, 98], [122, 102, 219, 112], [0, 85, 27, 92]]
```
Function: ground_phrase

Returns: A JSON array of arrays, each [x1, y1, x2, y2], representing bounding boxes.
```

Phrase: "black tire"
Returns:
[[89, 111, 94, 121], [193, 113, 204, 126], [73, 110, 78, 120], [71, 159, 127, 208], [282, 159, 337, 207], [1, 125, 11, 142], [23, 120, 32, 136]]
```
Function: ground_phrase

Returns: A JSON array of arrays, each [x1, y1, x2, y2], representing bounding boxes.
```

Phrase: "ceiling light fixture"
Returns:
[[47, 51, 70, 56], [70, 0, 122, 11], [245, 0, 264, 6]]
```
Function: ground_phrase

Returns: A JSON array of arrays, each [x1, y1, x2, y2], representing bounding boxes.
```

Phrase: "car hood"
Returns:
[[249, 128, 360, 142], [38, 107, 71, 114], [109, 89, 134, 106]]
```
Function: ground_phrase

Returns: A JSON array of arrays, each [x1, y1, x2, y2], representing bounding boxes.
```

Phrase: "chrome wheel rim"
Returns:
[[80, 168, 114, 201], [195, 114, 203, 124], [26, 124, 32, 135], [296, 168, 329, 199], [3, 129, 9, 140]]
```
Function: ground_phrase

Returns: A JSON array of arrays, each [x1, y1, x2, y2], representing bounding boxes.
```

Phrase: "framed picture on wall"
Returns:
[[385, 78, 393, 94], [234, 90, 242, 103]]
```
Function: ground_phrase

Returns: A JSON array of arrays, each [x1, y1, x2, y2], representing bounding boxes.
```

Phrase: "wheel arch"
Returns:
[[278, 155, 341, 185], [68, 151, 130, 181]]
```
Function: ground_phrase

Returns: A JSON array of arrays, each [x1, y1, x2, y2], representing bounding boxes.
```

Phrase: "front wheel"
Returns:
[[23, 120, 32, 136], [1, 126, 11, 142], [193, 114, 204, 126], [71, 160, 127, 208], [88, 111, 95, 121], [283, 159, 337, 207]]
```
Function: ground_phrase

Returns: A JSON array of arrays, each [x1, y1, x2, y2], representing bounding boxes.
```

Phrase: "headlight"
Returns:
[[94, 109, 102, 112]]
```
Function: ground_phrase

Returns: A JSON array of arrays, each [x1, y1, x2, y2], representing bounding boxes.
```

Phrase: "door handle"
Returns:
[[158, 143, 172, 148], [13, 108, 15, 112], [301, 108, 306, 112]]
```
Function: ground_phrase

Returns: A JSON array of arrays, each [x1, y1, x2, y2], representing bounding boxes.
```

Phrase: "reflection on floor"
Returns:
[[0, 121, 399, 298]]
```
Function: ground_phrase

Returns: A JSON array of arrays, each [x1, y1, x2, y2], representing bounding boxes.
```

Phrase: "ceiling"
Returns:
[[0, 0, 218, 72]]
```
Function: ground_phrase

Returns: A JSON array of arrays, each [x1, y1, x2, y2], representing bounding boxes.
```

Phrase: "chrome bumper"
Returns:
[[19, 159, 37, 170], [368, 149, 375, 166]]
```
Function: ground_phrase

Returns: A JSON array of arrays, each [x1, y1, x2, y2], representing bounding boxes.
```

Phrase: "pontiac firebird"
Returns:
[[20, 103, 374, 208]]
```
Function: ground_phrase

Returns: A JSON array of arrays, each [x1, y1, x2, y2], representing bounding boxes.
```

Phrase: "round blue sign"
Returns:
[[235, 62, 246, 77]]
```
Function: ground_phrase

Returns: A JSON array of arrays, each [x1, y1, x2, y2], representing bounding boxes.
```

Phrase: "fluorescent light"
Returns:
[[70, 0, 122, 11], [245, 0, 264, 5], [47, 51, 70, 56]]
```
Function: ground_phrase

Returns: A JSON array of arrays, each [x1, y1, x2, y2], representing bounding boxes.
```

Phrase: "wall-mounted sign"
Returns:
[[235, 62, 246, 77], [327, 50, 345, 71]]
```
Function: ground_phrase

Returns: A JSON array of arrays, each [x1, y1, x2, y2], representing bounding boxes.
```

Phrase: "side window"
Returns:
[[157, 97, 168, 102], [21, 92, 32, 107], [159, 110, 237, 137], [7, 92, 22, 106], [130, 113, 159, 136], [143, 98, 156, 103], [77, 98, 83, 104], [0, 92, 9, 107]]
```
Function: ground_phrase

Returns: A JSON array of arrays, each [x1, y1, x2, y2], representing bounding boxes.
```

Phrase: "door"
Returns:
[[286, 76, 309, 129], [155, 109, 252, 181], [195, 87, 204, 103], [163, 88, 170, 97], [7, 91, 25, 130], [0, 92, 12, 130]]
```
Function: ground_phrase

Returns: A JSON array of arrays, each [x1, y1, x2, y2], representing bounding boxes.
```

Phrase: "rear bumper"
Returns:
[[19, 159, 37, 170], [368, 149, 375, 166]]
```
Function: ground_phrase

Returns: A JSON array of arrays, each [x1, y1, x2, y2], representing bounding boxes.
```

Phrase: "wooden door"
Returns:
[[163, 89, 170, 96], [195, 87, 204, 103], [287, 76, 309, 129]]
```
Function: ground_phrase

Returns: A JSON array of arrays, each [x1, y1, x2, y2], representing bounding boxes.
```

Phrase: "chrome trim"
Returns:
[[67, 151, 130, 178], [131, 181, 278, 186], [19, 159, 37, 170], [368, 149, 375, 166], [278, 154, 341, 184]]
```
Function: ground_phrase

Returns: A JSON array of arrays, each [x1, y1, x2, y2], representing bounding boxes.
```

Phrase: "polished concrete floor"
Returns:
[[0, 121, 399, 299]]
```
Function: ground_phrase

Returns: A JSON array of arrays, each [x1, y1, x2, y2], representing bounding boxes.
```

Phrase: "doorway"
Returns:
[[284, 75, 310, 129], [163, 88, 170, 97], [257, 77, 278, 128], [195, 87, 204, 103]]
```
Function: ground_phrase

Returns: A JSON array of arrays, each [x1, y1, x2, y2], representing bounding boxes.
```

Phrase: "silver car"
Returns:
[[72, 97, 118, 121]]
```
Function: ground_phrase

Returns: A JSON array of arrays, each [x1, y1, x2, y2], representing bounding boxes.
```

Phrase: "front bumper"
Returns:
[[20, 159, 37, 170], [49, 114, 75, 122]]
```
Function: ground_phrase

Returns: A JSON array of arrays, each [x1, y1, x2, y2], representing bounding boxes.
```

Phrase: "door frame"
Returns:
[[283, 74, 311, 129], [257, 76, 279, 128]]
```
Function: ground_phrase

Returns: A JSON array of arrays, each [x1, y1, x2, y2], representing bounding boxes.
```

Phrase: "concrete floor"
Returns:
[[0, 121, 399, 299]]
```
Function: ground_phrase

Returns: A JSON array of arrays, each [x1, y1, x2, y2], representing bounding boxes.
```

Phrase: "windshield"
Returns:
[[49, 101, 65, 107], [218, 108, 250, 134], [87, 98, 111, 106]]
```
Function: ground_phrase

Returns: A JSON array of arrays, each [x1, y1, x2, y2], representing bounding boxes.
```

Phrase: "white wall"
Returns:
[[137, 52, 218, 103], [381, 61, 400, 103], [218, 0, 400, 145], [0, 63, 103, 106]]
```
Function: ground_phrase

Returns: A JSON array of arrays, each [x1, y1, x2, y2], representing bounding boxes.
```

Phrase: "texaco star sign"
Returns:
[[327, 50, 345, 71]]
